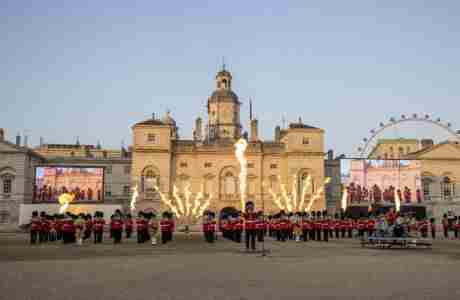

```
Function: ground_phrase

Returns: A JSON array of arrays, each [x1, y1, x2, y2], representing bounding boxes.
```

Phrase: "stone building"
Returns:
[[0, 129, 131, 225], [368, 138, 460, 218], [131, 68, 326, 216]]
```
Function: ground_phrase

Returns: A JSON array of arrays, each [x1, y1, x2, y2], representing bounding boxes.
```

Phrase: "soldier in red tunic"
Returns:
[[111, 214, 123, 244], [243, 202, 257, 251], [203, 211, 216, 243], [416, 189, 422, 203], [30, 211, 41, 244], [160, 212, 173, 244], [93, 212, 105, 244], [124, 214, 133, 239]]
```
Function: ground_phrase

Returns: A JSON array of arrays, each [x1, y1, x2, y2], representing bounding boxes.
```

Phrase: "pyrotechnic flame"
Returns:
[[197, 194, 212, 217], [292, 175, 298, 211], [280, 183, 292, 212], [298, 175, 312, 211], [155, 185, 181, 218], [305, 177, 331, 212], [173, 185, 185, 215], [184, 182, 193, 217], [58, 193, 75, 214], [235, 138, 248, 211], [341, 187, 348, 211], [191, 185, 204, 217], [394, 189, 401, 212], [130, 185, 139, 211]]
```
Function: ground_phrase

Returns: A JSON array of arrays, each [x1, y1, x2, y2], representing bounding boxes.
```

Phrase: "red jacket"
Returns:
[[30, 217, 41, 231], [111, 219, 123, 230], [125, 219, 133, 230], [243, 213, 257, 230], [93, 219, 105, 232], [203, 221, 216, 232], [160, 220, 173, 232]]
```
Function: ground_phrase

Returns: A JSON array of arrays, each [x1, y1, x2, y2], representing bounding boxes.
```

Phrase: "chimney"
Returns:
[[327, 149, 334, 160], [152, 112, 156, 120], [0, 128, 4, 142], [194, 117, 203, 141], [23, 134, 28, 147], [421, 139, 434, 150], [39, 137, 44, 147], [250, 119, 258, 142], [275, 126, 281, 142], [15, 133, 21, 146]]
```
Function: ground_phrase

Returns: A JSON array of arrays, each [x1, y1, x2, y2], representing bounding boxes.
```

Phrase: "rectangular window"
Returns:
[[3, 179, 12, 194], [124, 166, 131, 174], [105, 190, 112, 197], [147, 134, 156, 143], [123, 185, 130, 195], [302, 137, 310, 145], [180, 162, 188, 168], [106, 166, 112, 174], [247, 163, 254, 168], [270, 164, 278, 169], [204, 162, 212, 168]]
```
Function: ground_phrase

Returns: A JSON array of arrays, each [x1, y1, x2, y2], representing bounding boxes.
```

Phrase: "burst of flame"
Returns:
[[341, 187, 348, 211], [264, 181, 285, 210], [130, 185, 139, 211], [298, 175, 312, 211], [191, 185, 204, 217], [280, 182, 292, 212], [173, 185, 185, 215], [305, 177, 331, 212], [157, 183, 212, 220], [235, 138, 248, 211], [155, 185, 181, 218], [394, 189, 401, 213], [58, 193, 75, 214], [291, 175, 298, 211], [184, 182, 193, 217]]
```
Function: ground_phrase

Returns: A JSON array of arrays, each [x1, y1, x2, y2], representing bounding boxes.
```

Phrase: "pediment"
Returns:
[[0, 141, 22, 152], [417, 143, 460, 160]]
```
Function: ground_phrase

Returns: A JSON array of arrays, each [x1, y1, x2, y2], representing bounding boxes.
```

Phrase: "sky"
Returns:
[[1, 0, 460, 156]]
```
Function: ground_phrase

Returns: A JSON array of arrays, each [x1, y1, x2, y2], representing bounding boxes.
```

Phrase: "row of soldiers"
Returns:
[[29, 210, 176, 245]]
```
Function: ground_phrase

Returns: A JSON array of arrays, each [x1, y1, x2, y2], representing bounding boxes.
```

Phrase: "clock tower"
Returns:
[[207, 66, 242, 141]]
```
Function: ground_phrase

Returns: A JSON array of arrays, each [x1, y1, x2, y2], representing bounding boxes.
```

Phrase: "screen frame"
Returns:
[[33, 165, 106, 204]]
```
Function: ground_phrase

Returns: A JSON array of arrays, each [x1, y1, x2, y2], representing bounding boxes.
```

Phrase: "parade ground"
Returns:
[[0, 233, 459, 300]]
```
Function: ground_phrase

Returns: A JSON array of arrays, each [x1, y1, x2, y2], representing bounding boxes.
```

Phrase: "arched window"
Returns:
[[398, 147, 404, 157], [442, 177, 454, 199], [406, 146, 411, 154], [222, 79, 227, 89], [142, 167, 159, 193], [224, 172, 236, 195], [0, 210, 10, 224], [3, 178, 12, 194], [422, 177, 432, 199]]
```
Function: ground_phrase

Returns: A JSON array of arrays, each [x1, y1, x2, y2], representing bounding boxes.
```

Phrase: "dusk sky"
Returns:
[[2, 1, 460, 156]]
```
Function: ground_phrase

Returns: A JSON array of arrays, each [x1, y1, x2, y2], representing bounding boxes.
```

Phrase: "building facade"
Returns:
[[131, 68, 326, 217]]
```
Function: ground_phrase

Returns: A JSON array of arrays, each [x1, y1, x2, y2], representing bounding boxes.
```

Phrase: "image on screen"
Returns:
[[34, 166, 104, 202], [340, 159, 423, 205]]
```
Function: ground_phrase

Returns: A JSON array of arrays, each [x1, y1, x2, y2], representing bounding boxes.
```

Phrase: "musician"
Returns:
[[243, 202, 257, 251]]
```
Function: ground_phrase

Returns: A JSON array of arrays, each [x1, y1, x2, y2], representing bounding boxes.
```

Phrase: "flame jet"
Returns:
[[234, 138, 248, 211]]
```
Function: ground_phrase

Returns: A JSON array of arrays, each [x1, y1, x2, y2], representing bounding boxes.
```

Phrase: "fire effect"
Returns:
[[155, 182, 212, 220], [235, 138, 248, 211], [394, 189, 401, 212], [341, 187, 348, 211], [305, 177, 331, 212], [130, 185, 139, 211], [268, 175, 312, 212], [58, 193, 75, 214]]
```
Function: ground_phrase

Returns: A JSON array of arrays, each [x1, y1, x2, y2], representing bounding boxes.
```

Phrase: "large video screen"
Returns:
[[34, 166, 104, 202], [340, 159, 423, 205]]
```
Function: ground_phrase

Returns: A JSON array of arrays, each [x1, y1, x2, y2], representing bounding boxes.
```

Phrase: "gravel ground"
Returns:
[[1, 233, 459, 300]]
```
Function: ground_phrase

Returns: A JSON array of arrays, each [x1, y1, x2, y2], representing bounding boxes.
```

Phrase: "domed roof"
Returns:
[[208, 89, 239, 103], [216, 69, 232, 78]]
